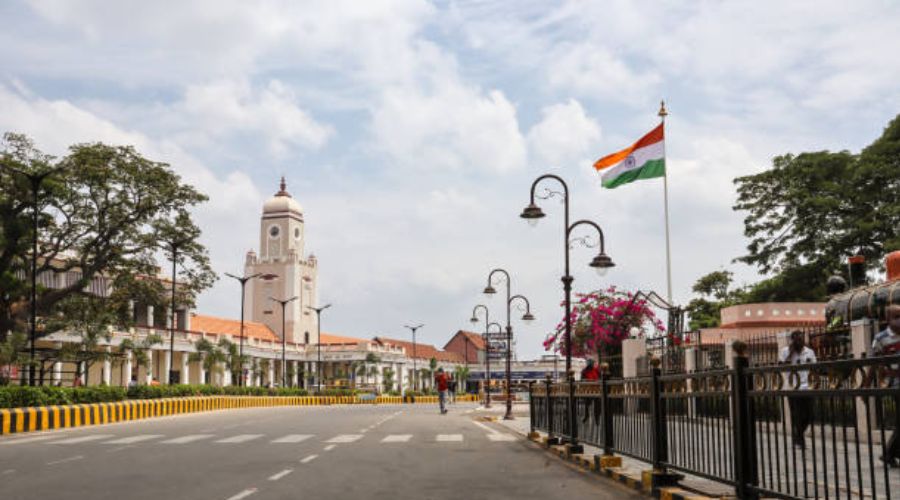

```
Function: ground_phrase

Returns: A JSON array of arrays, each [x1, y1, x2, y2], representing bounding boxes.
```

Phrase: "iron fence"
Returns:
[[530, 353, 900, 499]]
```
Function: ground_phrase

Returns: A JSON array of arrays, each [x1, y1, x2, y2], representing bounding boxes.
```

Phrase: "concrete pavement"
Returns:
[[0, 402, 640, 500]]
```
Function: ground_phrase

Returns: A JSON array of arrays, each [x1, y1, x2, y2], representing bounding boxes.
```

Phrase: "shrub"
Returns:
[[0, 384, 310, 408]]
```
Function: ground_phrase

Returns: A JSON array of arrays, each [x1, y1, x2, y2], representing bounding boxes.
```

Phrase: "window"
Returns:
[[294, 228, 300, 239], [304, 332, 310, 344], [269, 225, 280, 238]]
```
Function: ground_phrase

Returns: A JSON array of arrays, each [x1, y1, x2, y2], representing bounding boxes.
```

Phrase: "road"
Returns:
[[0, 403, 639, 500]]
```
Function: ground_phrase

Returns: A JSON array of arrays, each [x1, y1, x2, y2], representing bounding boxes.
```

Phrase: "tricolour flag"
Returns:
[[593, 123, 665, 189]]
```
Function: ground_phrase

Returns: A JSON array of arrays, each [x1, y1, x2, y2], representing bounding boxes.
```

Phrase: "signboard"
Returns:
[[486, 332, 507, 341]]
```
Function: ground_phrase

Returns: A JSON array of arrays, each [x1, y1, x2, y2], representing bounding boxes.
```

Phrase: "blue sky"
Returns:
[[2, 1, 899, 358]]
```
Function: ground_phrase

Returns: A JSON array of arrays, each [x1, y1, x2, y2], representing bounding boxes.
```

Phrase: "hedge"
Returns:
[[0, 384, 365, 408]]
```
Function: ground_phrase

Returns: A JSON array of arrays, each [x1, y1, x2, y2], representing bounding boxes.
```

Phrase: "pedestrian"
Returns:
[[448, 376, 457, 404], [581, 358, 600, 381], [435, 367, 449, 414], [128, 375, 138, 388], [779, 330, 816, 449], [872, 305, 900, 467]]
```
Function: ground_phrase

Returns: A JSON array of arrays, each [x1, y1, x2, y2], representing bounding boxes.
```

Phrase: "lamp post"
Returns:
[[469, 305, 493, 408], [308, 304, 332, 393], [403, 324, 424, 392], [482, 269, 534, 420], [1, 164, 67, 386], [520, 174, 615, 449], [225, 272, 263, 386], [270, 295, 298, 387]]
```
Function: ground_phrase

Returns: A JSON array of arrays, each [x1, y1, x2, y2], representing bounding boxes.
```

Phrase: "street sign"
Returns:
[[486, 331, 507, 340]]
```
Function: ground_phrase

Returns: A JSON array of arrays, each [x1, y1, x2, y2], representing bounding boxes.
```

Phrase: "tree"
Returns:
[[118, 333, 163, 384], [685, 271, 746, 330], [218, 338, 245, 386], [0, 133, 215, 341], [189, 338, 227, 385], [454, 365, 469, 394], [381, 366, 395, 393], [0, 331, 27, 385], [733, 115, 900, 299], [50, 295, 119, 385]]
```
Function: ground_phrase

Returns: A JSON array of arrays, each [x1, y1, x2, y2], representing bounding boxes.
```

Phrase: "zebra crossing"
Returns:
[[24, 430, 516, 447]]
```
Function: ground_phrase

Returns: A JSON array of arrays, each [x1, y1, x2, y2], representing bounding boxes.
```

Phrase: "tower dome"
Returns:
[[262, 177, 303, 216]]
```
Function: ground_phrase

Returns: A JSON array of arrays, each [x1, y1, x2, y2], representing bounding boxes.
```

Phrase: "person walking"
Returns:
[[581, 359, 600, 381], [435, 368, 449, 414], [779, 330, 817, 449], [872, 305, 900, 467]]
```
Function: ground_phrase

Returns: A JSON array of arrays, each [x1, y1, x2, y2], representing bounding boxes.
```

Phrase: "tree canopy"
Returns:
[[0, 133, 216, 341]]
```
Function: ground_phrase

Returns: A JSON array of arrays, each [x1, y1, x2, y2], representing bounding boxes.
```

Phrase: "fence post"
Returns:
[[649, 356, 680, 489], [545, 374, 558, 446], [567, 370, 583, 454], [731, 341, 759, 500], [600, 362, 614, 456], [527, 381, 538, 439]]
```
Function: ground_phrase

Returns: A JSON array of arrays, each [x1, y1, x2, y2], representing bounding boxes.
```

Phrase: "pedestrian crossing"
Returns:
[[28, 431, 518, 447]]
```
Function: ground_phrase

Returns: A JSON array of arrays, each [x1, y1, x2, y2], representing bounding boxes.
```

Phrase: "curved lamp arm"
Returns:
[[567, 219, 608, 254]]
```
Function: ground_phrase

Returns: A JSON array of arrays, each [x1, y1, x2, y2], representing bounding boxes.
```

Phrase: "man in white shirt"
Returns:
[[779, 330, 817, 449]]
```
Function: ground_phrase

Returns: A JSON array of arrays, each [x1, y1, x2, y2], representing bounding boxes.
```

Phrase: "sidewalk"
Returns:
[[473, 403, 733, 497]]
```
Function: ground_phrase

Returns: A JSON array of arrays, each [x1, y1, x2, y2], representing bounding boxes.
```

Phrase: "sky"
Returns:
[[2, 0, 899, 359]]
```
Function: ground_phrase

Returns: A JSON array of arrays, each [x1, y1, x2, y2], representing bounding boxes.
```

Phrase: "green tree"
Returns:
[[733, 115, 900, 299], [0, 331, 27, 385], [685, 271, 745, 330], [118, 333, 163, 384], [0, 133, 215, 341], [50, 295, 119, 385], [189, 338, 227, 385], [381, 366, 395, 393]]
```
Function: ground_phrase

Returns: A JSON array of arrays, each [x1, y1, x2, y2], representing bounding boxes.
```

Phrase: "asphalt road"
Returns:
[[0, 402, 640, 500]]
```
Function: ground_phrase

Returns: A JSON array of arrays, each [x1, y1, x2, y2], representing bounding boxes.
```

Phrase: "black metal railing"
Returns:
[[529, 354, 900, 499]]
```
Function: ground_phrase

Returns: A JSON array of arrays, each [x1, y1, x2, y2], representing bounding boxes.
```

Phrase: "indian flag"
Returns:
[[593, 123, 665, 189]]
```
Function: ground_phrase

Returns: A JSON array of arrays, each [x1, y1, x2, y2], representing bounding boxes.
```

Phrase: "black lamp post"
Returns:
[[270, 295, 298, 387], [1, 164, 67, 386], [308, 304, 332, 393], [482, 269, 534, 420], [225, 272, 263, 386], [469, 305, 492, 408], [520, 174, 614, 450], [403, 324, 424, 392]]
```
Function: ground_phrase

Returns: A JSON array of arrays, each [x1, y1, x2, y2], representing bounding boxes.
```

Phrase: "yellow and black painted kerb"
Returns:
[[0, 393, 479, 437], [529, 434, 718, 500]]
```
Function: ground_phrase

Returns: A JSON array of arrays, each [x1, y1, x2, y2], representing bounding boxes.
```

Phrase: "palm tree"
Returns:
[[351, 360, 366, 389], [119, 333, 163, 385], [454, 365, 470, 394], [218, 338, 245, 386], [189, 338, 227, 385], [381, 367, 395, 393], [363, 352, 381, 386]]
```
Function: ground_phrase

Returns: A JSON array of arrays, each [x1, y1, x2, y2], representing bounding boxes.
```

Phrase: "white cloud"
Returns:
[[527, 99, 602, 167]]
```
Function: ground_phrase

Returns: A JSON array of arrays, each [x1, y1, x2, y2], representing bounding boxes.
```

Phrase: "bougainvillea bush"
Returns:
[[543, 286, 666, 357]]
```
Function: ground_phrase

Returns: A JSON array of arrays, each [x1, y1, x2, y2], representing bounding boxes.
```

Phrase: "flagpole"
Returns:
[[659, 100, 673, 304]]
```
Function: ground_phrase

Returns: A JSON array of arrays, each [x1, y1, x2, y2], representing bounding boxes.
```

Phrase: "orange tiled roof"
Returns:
[[374, 337, 464, 363], [457, 331, 485, 350], [191, 314, 279, 342], [319, 332, 370, 345]]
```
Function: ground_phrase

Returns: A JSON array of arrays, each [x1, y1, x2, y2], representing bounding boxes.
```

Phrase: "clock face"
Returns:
[[269, 225, 280, 238]]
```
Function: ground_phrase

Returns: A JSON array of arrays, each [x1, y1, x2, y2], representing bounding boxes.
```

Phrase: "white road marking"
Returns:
[[49, 435, 113, 444], [271, 434, 312, 443], [436, 434, 463, 442], [104, 434, 164, 444], [46, 455, 84, 465], [487, 433, 516, 442], [381, 434, 412, 443], [225, 488, 257, 500], [323, 444, 336, 451], [0, 435, 57, 445], [2, 469, 16, 474], [268, 469, 293, 481], [325, 434, 362, 443], [161, 434, 214, 444], [300, 454, 318, 464], [216, 434, 263, 443], [471, 421, 497, 434]]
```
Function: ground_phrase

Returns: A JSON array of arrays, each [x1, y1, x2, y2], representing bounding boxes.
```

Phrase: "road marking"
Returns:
[[271, 434, 312, 443], [49, 435, 113, 444], [325, 434, 362, 443], [161, 434, 214, 444], [2, 469, 15, 474], [471, 421, 497, 434], [46, 455, 84, 465], [487, 433, 516, 442], [323, 444, 336, 451], [436, 434, 463, 442], [300, 454, 318, 464], [105, 434, 164, 444], [268, 469, 293, 481], [225, 488, 257, 500], [216, 434, 263, 443], [0, 435, 57, 445], [381, 434, 412, 443]]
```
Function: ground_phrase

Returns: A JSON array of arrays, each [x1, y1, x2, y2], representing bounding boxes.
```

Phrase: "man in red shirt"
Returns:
[[435, 368, 449, 414]]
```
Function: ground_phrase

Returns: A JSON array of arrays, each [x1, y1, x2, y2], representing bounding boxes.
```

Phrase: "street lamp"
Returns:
[[1, 163, 67, 386], [225, 272, 264, 386], [403, 324, 424, 392], [483, 269, 534, 420], [270, 295, 298, 388], [469, 305, 492, 408], [520, 174, 615, 450], [308, 304, 332, 393]]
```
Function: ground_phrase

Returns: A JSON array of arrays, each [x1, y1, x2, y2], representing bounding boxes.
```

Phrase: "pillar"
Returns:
[[268, 359, 275, 387], [163, 350, 172, 384], [123, 352, 133, 386], [293, 361, 300, 387], [222, 362, 232, 387], [852, 319, 878, 438], [622, 338, 647, 378], [102, 347, 112, 385], [147, 305, 155, 328], [145, 349, 154, 384], [181, 352, 190, 384]]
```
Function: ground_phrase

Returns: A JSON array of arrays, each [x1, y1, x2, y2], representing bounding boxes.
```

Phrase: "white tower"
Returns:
[[245, 178, 319, 344]]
